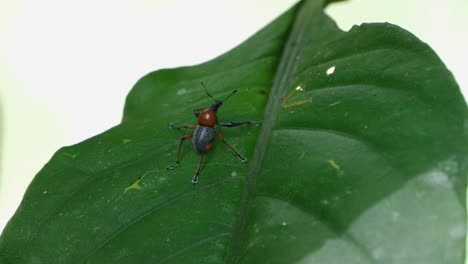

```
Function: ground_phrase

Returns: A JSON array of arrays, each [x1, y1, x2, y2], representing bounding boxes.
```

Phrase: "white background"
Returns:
[[1, 0, 467, 234]]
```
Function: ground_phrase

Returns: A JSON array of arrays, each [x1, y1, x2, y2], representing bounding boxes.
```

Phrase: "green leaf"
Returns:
[[1, 0, 467, 263]]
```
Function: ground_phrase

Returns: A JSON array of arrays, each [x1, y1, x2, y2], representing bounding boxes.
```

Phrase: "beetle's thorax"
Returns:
[[198, 109, 217, 127]]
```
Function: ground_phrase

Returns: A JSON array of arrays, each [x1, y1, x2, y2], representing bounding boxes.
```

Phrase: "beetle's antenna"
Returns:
[[201, 81, 217, 102], [223, 90, 237, 102]]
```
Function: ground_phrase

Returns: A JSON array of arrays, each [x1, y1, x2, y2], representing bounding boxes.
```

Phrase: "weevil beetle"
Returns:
[[167, 82, 261, 184]]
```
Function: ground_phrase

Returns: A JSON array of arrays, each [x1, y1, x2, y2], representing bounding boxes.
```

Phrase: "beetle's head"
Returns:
[[210, 100, 223, 112], [201, 81, 237, 112]]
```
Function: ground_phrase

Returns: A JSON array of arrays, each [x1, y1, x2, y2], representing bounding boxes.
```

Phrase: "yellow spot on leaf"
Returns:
[[327, 159, 343, 175], [282, 86, 312, 109], [122, 138, 132, 144], [124, 170, 156, 193], [124, 179, 143, 193], [299, 152, 305, 160], [63, 152, 80, 159], [329, 101, 342, 107]]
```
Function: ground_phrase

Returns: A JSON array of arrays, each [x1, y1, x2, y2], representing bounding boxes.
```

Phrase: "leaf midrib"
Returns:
[[226, 1, 326, 262]]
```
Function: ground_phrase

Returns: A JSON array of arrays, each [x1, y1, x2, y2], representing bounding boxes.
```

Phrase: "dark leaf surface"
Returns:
[[1, 0, 466, 263]]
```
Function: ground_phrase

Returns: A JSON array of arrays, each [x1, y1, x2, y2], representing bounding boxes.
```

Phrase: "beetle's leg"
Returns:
[[215, 131, 247, 162], [218, 121, 261, 127], [192, 153, 205, 184], [167, 134, 193, 170], [168, 124, 197, 130]]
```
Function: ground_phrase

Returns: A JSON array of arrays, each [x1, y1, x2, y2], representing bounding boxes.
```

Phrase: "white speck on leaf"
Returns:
[[392, 211, 400, 222], [449, 223, 465, 239], [439, 158, 459, 175], [422, 170, 452, 188], [158, 177, 166, 183], [176, 88, 188, 95], [326, 66, 336, 75], [372, 248, 385, 260]]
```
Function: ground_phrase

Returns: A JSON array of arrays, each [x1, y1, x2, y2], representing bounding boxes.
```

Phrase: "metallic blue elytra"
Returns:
[[193, 125, 214, 153]]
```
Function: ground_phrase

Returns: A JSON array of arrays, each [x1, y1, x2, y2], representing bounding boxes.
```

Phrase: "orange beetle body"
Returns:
[[197, 108, 217, 127]]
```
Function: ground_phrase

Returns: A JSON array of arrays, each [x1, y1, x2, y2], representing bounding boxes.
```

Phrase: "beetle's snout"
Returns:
[[211, 101, 223, 111]]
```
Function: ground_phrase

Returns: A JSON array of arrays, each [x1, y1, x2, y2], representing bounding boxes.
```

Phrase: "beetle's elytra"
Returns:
[[167, 82, 261, 184]]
